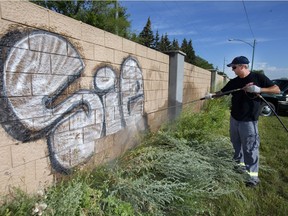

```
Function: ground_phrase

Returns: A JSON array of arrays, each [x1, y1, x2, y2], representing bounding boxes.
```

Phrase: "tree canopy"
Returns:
[[30, 0, 131, 37]]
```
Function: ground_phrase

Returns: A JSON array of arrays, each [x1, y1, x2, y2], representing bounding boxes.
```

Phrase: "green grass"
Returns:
[[0, 98, 287, 216], [211, 108, 288, 216]]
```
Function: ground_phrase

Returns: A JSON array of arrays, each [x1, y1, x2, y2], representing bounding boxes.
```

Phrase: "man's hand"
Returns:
[[204, 93, 213, 99], [244, 84, 261, 93]]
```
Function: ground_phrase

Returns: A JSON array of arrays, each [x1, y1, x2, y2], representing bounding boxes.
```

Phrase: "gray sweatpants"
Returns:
[[230, 116, 260, 182]]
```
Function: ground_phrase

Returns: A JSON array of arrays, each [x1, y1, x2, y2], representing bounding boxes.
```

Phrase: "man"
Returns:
[[220, 56, 280, 187]]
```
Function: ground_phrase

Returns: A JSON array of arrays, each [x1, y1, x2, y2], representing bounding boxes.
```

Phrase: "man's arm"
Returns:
[[260, 84, 280, 94], [244, 83, 280, 94]]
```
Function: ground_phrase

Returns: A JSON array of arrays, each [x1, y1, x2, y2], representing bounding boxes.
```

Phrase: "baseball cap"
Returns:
[[227, 56, 250, 67]]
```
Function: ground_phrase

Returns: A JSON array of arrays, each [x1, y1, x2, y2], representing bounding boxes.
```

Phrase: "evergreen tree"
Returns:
[[158, 33, 171, 52], [171, 38, 180, 50], [138, 17, 154, 48], [181, 38, 189, 62], [181, 38, 195, 64], [187, 39, 196, 63], [153, 30, 160, 50]]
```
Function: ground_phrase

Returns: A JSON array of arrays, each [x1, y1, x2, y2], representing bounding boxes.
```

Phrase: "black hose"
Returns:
[[258, 94, 288, 133]]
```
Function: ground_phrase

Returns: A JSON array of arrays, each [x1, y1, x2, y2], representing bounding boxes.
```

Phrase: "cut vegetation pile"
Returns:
[[1, 97, 287, 216]]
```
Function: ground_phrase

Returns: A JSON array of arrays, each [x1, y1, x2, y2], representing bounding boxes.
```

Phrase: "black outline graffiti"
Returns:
[[0, 29, 145, 174]]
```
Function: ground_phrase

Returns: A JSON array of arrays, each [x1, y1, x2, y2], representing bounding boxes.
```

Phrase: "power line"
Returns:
[[242, 0, 255, 39]]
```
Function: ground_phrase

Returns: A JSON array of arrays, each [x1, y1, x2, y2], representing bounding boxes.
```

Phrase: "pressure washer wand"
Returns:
[[189, 88, 243, 103], [189, 87, 288, 133]]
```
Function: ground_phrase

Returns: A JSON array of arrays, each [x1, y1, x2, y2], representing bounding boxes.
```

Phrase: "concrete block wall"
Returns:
[[183, 63, 212, 111], [0, 1, 223, 196], [0, 1, 170, 196], [215, 73, 227, 91]]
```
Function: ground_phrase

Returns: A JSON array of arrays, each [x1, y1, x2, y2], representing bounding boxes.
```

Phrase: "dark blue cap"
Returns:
[[227, 56, 250, 67]]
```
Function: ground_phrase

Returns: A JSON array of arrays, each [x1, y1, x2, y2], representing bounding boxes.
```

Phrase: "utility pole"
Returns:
[[115, 0, 119, 35], [228, 38, 256, 71]]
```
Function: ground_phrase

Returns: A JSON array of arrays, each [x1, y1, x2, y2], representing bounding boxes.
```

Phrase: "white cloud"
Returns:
[[256, 62, 288, 79]]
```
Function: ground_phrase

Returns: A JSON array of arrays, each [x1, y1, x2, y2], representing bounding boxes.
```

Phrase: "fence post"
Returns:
[[166, 50, 186, 121]]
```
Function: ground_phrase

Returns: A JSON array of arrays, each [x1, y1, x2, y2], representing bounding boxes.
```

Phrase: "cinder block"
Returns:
[[142, 68, 149, 81], [151, 61, 160, 71], [35, 157, 52, 181], [94, 44, 114, 63], [151, 80, 159, 91], [0, 2, 49, 28], [81, 23, 104, 46], [79, 40, 95, 61], [156, 51, 169, 63], [0, 169, 12, 196], [158, 98, 167, 109], [11, 139, 47, 167], [49, 10, 81, 39], [95, 135, 114, 154], [114, 50, 126, 65], [160, 62, 168, 72], [24, 160, 36, 191], [144, 101, 154, 113], [82, 59, 99, 77], [140, 57, 151, 70], [0, 146, 12, 172], [123, 38, 136, 54], [136, 44, 147, 58], [162, 90, 168, 99], [0, 127, 19, 146], [147, 48, 157, 61], [7, 165, 26, 193], [26, 172, 54, 195], [80, 76, 94, 90], [104, 31, 122, 51]]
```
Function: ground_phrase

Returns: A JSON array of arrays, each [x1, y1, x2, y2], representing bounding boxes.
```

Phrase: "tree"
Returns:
[[158, 33, 171, 52], [153, 30, 160, 50], [138, 17, 154, 48], [171, 39, 180, 50], [30, 0, 131, 38], [194, 56, 214, 70], [181, 38, 195, 64]]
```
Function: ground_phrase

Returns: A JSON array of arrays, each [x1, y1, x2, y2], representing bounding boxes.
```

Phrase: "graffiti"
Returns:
[[0, 30, 144, 173]]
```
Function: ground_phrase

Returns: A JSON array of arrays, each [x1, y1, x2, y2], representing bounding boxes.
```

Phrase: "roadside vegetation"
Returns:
[[1, 97, 287, 216]]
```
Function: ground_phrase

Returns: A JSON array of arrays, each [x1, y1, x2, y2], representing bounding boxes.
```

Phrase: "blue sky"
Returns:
[[120, 0, 288, 79]]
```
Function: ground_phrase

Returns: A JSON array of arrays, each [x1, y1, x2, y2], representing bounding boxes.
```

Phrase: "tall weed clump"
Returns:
[[172, 97, 231, 142]]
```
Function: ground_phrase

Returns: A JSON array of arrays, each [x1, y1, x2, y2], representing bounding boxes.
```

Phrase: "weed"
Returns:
[[1, 98, 287, 215]]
